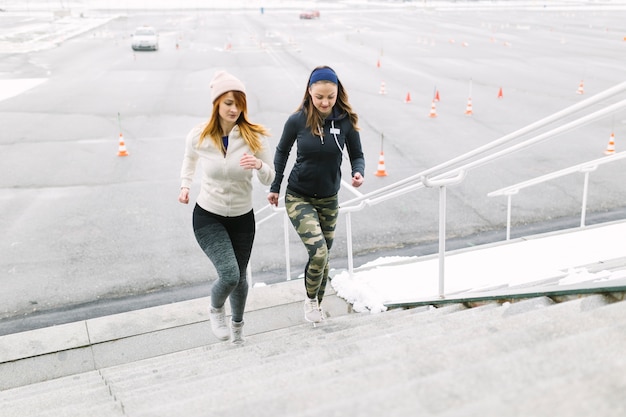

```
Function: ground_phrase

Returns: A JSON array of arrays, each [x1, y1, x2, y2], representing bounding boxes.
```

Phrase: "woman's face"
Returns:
[[218, 92, 241, 125], [309, 81, 338, 117]]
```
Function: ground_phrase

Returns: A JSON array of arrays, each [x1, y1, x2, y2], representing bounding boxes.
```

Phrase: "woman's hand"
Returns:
[[240, 153, 261, 170], [352, 172, 364, 188], [267, 192, 279, 206], [178, 187, 190, 204]]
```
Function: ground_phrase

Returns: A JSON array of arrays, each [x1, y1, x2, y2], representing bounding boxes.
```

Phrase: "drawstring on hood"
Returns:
[[331, 120, 350, 162], [316, 109, 350, 161]]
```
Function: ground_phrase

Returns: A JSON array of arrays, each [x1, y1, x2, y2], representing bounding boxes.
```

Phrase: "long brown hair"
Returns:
[[199, 90, 269, 154], [297, 65, 359, 136]]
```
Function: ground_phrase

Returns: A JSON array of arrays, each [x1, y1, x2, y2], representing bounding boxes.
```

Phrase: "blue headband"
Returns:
[[309, 68, 338, 86]]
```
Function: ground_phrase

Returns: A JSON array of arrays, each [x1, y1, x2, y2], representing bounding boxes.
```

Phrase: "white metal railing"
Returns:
[[253, 81, 626, 297], [488, 151, 626, 240]]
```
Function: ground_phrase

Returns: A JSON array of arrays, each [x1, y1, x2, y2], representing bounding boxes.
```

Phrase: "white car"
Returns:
[[131, 26, 159, 51]]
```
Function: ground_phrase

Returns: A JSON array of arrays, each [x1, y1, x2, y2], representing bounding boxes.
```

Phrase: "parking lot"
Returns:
[[1, 1, 625, 324]]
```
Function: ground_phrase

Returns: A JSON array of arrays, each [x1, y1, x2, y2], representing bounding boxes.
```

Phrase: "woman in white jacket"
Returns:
[[178, 71, 275, 344]]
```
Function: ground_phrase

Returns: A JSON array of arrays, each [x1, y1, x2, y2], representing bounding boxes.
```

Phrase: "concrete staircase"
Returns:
[[2, 280, 626, 416]]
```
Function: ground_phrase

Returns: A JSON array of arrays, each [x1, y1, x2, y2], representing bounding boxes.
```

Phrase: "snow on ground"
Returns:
[[330, 221, 626, 313]]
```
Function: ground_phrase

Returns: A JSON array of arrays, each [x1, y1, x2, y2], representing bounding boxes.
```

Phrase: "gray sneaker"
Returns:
[[209, 307, 230, 340], [304, 298, 323, 323], [231, 320, 245, 345]]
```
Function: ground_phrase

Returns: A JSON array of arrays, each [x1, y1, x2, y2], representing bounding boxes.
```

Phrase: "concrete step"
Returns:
[[96, 308, 419, 388], [395, 324, 626, 416], [102, 296, 624, 416], [0, 280, 352, 390], [0, 305, 451, 415], [115, 297, 626, 417], [0, 371, 123, 417], [435, 358, 626, 417], [303, 323, 626, 417], [97, 305, 456, 387], [2, 293, 625, 417]]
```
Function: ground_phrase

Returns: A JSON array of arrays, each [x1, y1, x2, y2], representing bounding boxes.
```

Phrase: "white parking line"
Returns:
[[0, 78, 48, 102]]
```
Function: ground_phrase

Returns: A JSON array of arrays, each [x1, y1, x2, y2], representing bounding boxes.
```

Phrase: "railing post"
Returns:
[[422, 171, 466, 298], [345, 212, 354, 275], [283, 213, 292, 280], [581, 171, 590, 228], [437, 184, 447, 298], [506, 193, 514, 240], [579, 165, 597, 228]]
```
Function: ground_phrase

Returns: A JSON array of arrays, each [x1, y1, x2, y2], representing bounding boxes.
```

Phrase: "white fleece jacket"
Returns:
[[180, 123, 275, 217]]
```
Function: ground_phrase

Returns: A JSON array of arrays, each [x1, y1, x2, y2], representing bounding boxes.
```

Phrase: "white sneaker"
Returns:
[[209, 307, 230, 340], [318, 304, 326, 321], [231, 320, 245, 345], [304, 298, 323, 323]]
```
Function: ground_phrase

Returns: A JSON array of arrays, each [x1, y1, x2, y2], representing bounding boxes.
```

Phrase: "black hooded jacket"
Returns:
[[270, 108, 365, 198]]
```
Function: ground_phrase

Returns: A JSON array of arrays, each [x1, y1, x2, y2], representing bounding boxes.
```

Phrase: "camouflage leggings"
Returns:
[[285, 189, 339, 304]]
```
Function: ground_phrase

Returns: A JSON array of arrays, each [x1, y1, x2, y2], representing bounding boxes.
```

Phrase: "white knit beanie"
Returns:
[[210, 71, 246, 103]]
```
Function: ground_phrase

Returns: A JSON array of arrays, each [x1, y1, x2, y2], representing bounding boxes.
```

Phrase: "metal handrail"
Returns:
[[253, 81, 626, 297], [341, 81, 626, 209], [488, 151, 626, 239]]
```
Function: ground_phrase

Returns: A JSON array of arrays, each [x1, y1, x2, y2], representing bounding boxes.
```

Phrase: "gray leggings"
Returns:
[[192, 204, 254, 323]]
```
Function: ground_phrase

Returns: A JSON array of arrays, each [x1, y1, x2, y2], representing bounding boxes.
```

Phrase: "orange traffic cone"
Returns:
[[464, 97, 473, 115], [604, 132, 616, 155], [434, 89, 440, 102], [376, 58, 381, 68], [428, 100, 438, 118], [576, 80, 584, 95], [379, 81, 387, 95], [497, 87, 503, 99], [117, 133, 129, 157], [404, 92, 411, 103], [374, 151, 388, 176]]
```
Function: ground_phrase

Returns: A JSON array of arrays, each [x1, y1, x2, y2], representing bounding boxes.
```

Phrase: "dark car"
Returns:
[[299, 10, 320, 19]]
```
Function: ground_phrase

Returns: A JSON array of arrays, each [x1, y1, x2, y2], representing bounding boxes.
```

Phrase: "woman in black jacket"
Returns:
[[268, 66, 365, 323]]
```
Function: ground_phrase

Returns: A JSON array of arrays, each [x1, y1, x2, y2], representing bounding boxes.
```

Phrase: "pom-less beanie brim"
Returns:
[[210, 70, 246, 103]]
